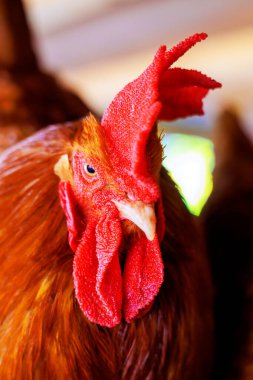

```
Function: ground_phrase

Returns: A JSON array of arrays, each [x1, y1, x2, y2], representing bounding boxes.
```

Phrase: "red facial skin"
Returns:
[[58, 150, 164, 327]]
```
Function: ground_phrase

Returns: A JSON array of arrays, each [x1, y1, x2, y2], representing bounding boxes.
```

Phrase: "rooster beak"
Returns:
[[112, 199, 156, 241]]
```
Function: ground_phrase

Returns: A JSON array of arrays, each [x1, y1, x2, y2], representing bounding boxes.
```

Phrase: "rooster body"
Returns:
[[0, 34, 220, 379]]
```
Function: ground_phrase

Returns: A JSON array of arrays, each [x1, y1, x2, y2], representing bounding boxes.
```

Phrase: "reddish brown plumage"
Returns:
[[0, 122, 213, 379]]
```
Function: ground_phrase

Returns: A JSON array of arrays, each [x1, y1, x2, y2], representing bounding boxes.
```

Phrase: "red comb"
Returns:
[[101, 33, 221, 179]]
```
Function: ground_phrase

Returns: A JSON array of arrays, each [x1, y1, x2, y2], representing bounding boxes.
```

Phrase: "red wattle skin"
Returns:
[[59, 181, 81, 251], [73, 203, 123, 327], [59, 179, 164, 327], [123, 233, 164, 322]]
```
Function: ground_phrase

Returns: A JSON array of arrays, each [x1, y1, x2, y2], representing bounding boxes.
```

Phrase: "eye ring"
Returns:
[[84, 164, 96, 177]]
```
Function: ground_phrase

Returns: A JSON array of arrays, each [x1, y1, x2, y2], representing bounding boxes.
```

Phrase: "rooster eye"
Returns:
[[84, 164, 96, 177]]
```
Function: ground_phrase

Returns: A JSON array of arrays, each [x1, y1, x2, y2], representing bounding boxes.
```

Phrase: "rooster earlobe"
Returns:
[[54, 154, 73, 182]]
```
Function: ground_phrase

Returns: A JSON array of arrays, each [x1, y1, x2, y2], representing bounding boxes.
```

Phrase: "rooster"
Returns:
[[0, 33, 221, 380]]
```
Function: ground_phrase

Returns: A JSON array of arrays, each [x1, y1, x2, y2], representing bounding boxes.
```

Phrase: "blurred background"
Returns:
[[3, 0, 253, 214]]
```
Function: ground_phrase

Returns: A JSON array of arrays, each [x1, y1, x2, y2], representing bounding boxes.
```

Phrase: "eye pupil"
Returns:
[[87, 165, 95, 174], [84, 164, 96, 176]]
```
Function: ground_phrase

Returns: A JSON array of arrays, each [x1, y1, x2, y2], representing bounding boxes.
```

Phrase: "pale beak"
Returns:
[[112, 199, 156, 241]]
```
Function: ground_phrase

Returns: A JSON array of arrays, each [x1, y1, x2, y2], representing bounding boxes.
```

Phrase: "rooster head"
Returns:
[[55, 33, 221, 327]]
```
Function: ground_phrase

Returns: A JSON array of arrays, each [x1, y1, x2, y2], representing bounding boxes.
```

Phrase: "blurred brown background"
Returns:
[[23, 0, 253, 139]]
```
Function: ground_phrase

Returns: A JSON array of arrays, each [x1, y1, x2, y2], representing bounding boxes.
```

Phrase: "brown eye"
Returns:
[[84, 164, 96, 177]]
